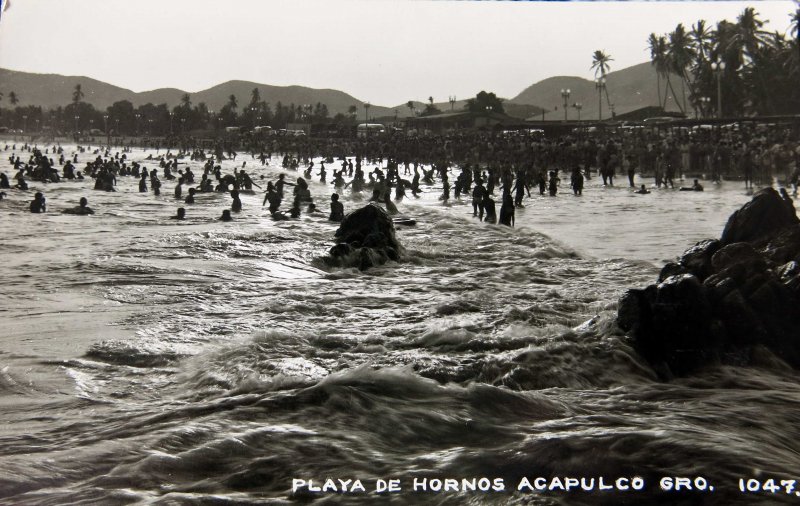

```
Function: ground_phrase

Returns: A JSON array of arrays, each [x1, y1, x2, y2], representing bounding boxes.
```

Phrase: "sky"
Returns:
[[0, 0, 795, 107]]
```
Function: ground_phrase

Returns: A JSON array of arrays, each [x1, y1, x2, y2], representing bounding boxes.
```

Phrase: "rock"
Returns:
[[326, 203, 404, 270], [676, 239, 721, 281], [618, 189, 800, 378], [710, 242, 766, 278], [622, 274, 717, 376], [720, 187, 798, 245], [657, 262, 688, 283]]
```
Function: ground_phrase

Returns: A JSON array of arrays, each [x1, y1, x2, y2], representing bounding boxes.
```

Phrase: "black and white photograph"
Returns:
[[1, 0, 800, 503]]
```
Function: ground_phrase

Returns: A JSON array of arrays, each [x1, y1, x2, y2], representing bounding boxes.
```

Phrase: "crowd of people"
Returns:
[[2, 122, 799, 227]]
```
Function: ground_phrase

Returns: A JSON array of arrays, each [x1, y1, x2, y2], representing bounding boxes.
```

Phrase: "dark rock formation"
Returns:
[[325, 203, 403, 270], [618, 188, 800, 377]]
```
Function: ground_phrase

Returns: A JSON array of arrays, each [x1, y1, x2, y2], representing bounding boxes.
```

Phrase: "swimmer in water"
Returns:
[[635, 184, 651, 194], [29, 192, 46, 213], [679, 179, 704, 192], [219, 209, 233, 221], [171, 207, 186, 220], [62, 197, 95, 215]]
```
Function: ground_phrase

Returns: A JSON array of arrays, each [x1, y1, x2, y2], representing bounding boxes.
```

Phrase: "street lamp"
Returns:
[[74, 115, 80, 133], [103, 114, 108, 134], [169, 112, 174, 135], [573, 102, 583, 121], [148, 119, 153, 135], [595, 78, 606, 121], [251, 106, 257, 129], [364, 102, 370, 124], [115, 118, 120, 134], [449, 95, 456, 111], [181, 117, 186, 135], [560, 88, 571, 121], [710, 61, 726, 118], [35, 119, 40, 132], [22, 115, 27, 132], [135, 113, 141, 136]]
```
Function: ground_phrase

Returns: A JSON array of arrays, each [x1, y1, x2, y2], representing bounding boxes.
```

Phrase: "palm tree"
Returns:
[[347, 105, 357, 119], [9, 91, 19, 106], [667, 24, 694, 114], [590, 50, 613, 78], [691, 20, 714, 63], [591, 50, 614, 110], [733, 7, 773, 113], [72, 84, 84, 104], [647, 33, 663, 108], [251, 88, 261, 106], [406, 100, 415, 117], [227, 94, 238, 112], [180, 93, 192, 108]]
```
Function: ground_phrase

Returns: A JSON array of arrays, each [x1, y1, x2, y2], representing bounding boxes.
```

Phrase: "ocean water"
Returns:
[[1, 143, 799, 505]]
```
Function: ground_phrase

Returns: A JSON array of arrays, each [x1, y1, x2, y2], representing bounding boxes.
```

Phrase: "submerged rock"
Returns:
[[618, 187, 800, 377], [325, 203, 403, 270]]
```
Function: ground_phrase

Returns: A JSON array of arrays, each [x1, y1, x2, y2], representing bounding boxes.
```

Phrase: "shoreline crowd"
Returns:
[[2, 123, 799, 226]]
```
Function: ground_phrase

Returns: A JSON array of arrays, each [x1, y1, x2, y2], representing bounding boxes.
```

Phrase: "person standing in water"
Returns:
[[498, 193, 515, 227], [329, 193, 344, 222], [231, 190, 242, 212], [29, 192, 47, 213]]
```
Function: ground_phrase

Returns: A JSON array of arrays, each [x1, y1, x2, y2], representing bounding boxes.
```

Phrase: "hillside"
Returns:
[[0, 69, 394, 117], [510, 62, 685, 120], [0, 62, 686, 123]]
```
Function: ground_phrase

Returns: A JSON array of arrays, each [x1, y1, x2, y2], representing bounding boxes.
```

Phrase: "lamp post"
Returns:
[[181, 117, 186, 135], [449, 95, 456, 111], [115, 118, 120, 135], [595, 78, 606, 120], [135, 113, 141, 136], [364, 102, 370, 124], [560, 89, 571, 121], [103, 114, 108, 134], [251, 106, 257, 129], [148, 119, 153, 135], [169, 112, 174, 135], [22, 115, 27, 133], [573, 102, 583, 121], [74, 115, 80, 133], [35, 119, 40, 132], [710, 61, 726, 118]]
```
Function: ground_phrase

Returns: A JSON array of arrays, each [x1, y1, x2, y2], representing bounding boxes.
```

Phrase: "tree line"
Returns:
[[0, 85, 345, 136], [646, 6, 800, 117]]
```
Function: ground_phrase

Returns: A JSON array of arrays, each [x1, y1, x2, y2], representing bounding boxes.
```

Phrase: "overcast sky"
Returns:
[[0, 0, 795, 106]]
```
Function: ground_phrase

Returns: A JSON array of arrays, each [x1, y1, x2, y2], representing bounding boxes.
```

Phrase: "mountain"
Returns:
[[0, 68, 394, 117], [510, 62, 685, 120], [0, 62, 685, 122]]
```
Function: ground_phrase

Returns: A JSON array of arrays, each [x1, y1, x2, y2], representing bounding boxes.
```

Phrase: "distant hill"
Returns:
[[0, 68, 395, 117], [0, 62, 686, 123], [510, 62, 685, 120]]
